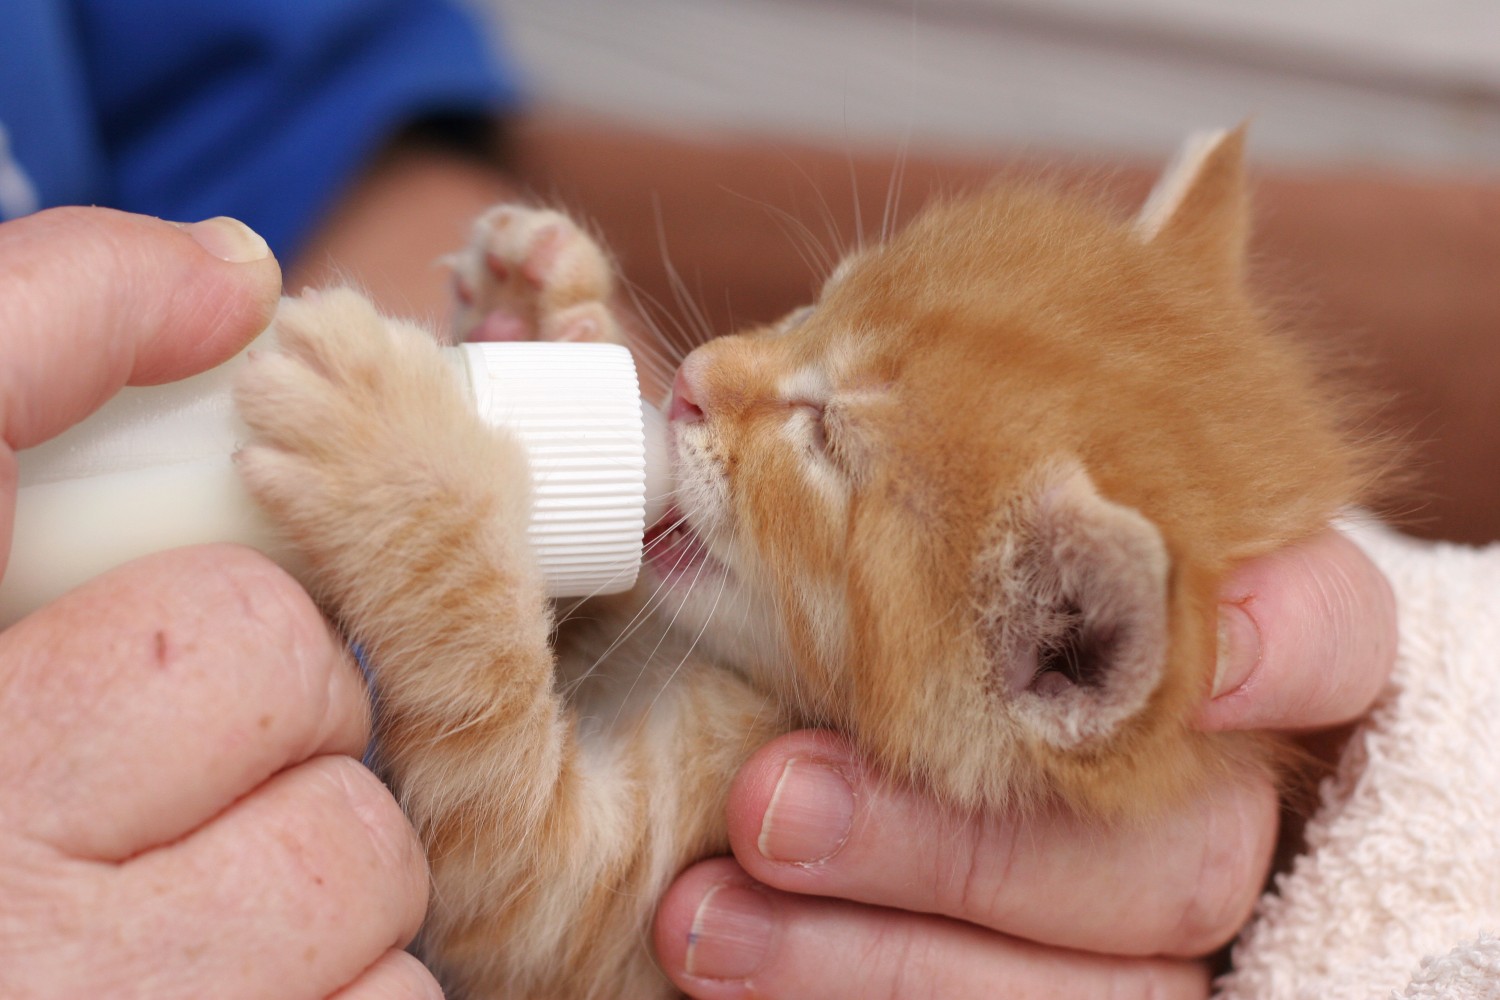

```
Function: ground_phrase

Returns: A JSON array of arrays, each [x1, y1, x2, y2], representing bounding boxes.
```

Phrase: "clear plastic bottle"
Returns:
[[1, 340, 672, 625]]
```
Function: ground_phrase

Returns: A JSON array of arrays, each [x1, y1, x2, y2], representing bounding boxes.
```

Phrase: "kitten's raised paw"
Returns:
[[448, 204, 624, 346]]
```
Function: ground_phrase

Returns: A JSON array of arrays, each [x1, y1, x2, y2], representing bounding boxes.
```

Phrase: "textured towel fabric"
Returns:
[[1397, 936, 1500, 1000], [1215, 523, 1500, 1000]]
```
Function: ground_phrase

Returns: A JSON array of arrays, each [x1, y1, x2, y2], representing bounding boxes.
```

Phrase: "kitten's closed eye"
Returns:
[[790, 400, 828, 453]]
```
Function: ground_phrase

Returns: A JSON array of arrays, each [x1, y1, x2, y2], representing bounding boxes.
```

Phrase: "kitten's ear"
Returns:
[[975, 459, 1171, 749], [1133, 124, 1250, 289]]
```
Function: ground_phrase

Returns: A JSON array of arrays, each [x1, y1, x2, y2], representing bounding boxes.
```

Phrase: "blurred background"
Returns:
[[462, 0, 1499, 542], [486, 0, 1500, 169]]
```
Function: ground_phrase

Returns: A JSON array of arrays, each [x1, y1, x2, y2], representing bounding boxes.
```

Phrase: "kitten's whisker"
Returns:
[[570, 505, 699, 694], [609, 516, 719, 730], [651, 195, 717, 349], [545, 483, 691, 627], [717, 187, 835, 280], [621, 286, 693, 364], [561, 507, 696, 681], [622, 273, 700, 367], [882, 135, 912, 244], [642, 523, 737, 722], [777, 151, 851, 262], [555, 512, 693, 688], [846, 144, 866, 252]]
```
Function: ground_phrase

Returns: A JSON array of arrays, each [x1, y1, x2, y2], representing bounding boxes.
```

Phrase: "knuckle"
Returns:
[[1168, 783, 1275, 954], [187, 547, 360, 740], [323, 756, 425, 879], [940, 811, 1019, 927], [1106, 961, 1209, 1000], [266, 757, 428, 940], [172, 544, 324, 661], [202, 545, 323, 643], [864, 914, 941, 1000]]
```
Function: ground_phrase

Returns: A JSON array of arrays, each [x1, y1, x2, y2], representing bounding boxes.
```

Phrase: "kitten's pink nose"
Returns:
[[668, 365, 705, 423]]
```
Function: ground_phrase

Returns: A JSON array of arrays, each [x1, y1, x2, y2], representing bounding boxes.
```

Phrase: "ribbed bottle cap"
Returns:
[[455, 342, 665, 598]]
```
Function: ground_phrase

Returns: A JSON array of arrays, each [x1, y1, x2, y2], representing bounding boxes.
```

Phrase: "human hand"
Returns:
[[655, 529, 1395, 998], [0, 208, 436, 999]]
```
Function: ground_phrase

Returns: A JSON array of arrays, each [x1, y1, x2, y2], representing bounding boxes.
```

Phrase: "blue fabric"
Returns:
[[0, 0, 520, 260]]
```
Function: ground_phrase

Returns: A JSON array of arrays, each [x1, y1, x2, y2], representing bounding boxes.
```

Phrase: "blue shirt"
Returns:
[[0, 0, 520, 260]]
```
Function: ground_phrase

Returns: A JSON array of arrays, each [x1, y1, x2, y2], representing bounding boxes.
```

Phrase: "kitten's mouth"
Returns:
[[644, 507, 720, 584]]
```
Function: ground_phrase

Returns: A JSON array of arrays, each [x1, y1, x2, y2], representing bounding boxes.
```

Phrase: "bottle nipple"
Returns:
[[641, 399, 673, 530]]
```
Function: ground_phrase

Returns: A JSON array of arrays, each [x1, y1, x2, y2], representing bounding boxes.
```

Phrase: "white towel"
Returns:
[[1215, 524, 1500, 1000]]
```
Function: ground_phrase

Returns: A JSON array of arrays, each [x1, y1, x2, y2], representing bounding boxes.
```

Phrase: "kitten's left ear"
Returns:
[[974, 459, 1171, 749], [1133, 124, 1250, 289]]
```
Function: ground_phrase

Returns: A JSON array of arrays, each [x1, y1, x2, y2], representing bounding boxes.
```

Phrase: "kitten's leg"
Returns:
[[235, 287, 561, 834], [234, 289, 764, 998], [448, 204, 627, 346]]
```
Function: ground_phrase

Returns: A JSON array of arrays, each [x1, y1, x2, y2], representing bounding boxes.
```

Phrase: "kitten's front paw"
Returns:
[[235, 288, 529, 595], [447, 204, 625, 346]]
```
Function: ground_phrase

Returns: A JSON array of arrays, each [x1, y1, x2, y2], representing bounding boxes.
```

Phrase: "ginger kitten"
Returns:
[[236, 126, 1376, 997]]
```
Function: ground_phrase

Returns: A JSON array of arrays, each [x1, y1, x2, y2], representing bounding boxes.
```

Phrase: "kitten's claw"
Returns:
[[448, 205, 625, 346]]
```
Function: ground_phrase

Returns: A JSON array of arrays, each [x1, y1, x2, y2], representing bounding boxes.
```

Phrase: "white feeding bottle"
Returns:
[[1, 340, 673, 626]]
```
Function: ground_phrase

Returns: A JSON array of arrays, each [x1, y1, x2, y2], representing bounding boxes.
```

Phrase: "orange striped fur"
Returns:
[[236, 127, 1379, 997]]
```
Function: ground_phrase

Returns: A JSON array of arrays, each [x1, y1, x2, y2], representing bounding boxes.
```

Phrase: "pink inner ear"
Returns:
[[981, 461, 1172, 749]]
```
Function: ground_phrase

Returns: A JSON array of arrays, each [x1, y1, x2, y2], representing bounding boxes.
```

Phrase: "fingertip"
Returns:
[[658, 856, 1218, 999], [1198, 529, 1396, 731], [725, 731, 851, 836], [654, 857, 750, 986], [725, 730, 859, 877], [138, 214, 283, 383], [0, 207, 284, 448], [180, 216, 273, 265], [321, 755, 431, 946]]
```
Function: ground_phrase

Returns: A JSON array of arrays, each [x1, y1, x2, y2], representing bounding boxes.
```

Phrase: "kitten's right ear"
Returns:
[[1133, 124, 1250, 290]]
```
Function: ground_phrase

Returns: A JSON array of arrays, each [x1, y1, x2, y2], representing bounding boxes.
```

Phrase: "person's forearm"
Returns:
[[287, 137, 521, 326]]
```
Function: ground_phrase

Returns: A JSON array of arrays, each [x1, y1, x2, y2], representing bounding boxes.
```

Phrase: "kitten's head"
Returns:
[[650, 128, 1370, 816]]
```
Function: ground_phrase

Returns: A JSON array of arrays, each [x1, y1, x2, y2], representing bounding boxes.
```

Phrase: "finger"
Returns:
[[0, 208, 281, 574], [656, 858, 1211, 1000], [723, 731, 1277, 957], [0, 544, 369, 860], [34, 755, 429, 1000], [0, 206, 280, 451], [326, 950, 444, 1000], [1197, 528, 1396, 731]]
